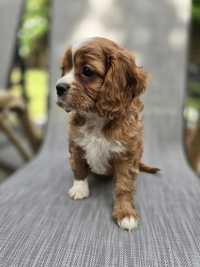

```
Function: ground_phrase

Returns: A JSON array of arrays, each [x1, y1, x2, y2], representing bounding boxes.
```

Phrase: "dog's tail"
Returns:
[[139, 162, 160, 174]]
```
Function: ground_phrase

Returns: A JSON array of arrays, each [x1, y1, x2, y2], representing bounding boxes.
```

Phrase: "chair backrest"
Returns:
[[0, 0, 24, 88], [133, 1, 190, 115]]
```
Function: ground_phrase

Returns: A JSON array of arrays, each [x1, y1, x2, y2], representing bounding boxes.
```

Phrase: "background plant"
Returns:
[[19, 0, 49, 62]]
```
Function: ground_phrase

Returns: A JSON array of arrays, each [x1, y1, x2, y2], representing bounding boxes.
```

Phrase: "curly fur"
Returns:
[[56, 37, 159, 231]]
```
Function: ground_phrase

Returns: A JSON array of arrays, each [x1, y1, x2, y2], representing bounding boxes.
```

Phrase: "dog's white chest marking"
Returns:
[[74, 115, 125, 175]]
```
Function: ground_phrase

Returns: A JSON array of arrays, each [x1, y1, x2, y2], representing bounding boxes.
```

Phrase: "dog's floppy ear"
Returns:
[[96, 49, 148, 119], [120, 51, 148, 98], [96, 52, 128, 119]]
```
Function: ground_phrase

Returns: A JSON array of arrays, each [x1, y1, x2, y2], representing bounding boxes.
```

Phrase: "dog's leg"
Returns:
[[112, 159, 139, 231], [68, 142, 90, 200]]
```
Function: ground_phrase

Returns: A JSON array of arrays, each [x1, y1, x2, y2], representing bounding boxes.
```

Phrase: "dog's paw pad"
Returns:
[[118, 216, 138, 231], [68, 179, 89, 200]]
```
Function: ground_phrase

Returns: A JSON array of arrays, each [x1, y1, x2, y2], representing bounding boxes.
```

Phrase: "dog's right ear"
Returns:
[[123, 54, 148, 98], [96, 51, 129, 119], [60, 48, 72, 76]]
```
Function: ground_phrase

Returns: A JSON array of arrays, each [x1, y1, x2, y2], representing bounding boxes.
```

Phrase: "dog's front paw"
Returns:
[[113, 207, 139, 231], [68, 179, 90, 200], [118, 216, 138, 231]]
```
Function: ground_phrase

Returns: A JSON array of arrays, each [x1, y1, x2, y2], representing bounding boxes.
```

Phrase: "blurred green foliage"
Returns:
[[19, 0, 49, 59], [192, 0, 200, 25]]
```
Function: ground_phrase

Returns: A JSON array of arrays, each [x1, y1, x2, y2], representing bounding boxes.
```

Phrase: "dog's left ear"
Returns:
[[120, 51, 148, 98]]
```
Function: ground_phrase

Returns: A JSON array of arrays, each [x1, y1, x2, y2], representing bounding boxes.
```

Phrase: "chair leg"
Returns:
[[0, 160, 16, 174], [0, 92, 41, 154], [0, 114, 31, 161], [18, 109, 41, 153]]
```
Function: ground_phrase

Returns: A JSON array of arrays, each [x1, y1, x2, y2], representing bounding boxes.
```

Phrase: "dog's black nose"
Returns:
[[56, 83, 70, 96]]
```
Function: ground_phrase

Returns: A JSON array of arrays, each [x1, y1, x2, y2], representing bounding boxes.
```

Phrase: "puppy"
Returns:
[[56, 37, 159, 231]]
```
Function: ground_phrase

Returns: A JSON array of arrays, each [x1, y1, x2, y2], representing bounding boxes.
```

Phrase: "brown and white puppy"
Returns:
[[56, 37, 159, 231]]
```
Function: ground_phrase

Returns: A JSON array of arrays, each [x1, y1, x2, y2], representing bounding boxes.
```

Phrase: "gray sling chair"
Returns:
[[0, 0, 199, 266], [0, 0, 27, 172]]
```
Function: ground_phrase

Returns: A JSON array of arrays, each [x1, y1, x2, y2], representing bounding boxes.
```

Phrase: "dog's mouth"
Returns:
[[56, 99, 72, 113]]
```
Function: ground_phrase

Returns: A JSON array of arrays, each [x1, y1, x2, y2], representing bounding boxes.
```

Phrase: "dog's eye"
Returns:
[[82, 66, 94, 77]]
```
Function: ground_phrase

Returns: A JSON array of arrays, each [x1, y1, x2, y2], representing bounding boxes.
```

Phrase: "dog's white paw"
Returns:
[[68, 179, 90, 200], [118, 216, 138, 231]]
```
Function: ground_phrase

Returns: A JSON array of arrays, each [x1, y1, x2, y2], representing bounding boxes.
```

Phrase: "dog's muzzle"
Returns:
[[56, 83, 70, 97]]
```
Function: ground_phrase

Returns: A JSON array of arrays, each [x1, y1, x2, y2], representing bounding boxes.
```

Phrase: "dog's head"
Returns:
[[56, 37, 148, 119]]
